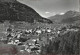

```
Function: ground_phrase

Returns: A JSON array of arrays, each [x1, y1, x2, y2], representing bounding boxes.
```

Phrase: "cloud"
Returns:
[[17, 0, 79, 17], [60, 13, 65, 15], [45, 12, 50, 14]]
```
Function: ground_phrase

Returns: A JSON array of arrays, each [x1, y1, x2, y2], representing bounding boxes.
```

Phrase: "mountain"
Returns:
[[49, 11, 80, 24], [0, 0, 53, 24], [61, 14, 80, 24], [49, 14, 63, 23]]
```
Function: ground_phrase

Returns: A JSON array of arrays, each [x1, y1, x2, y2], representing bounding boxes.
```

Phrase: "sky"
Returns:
[[17, 0, 79, 18]]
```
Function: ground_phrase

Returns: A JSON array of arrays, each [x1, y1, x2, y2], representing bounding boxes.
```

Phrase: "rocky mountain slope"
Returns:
[[0, 0, 52, 23], [49, 11, 80, 24]]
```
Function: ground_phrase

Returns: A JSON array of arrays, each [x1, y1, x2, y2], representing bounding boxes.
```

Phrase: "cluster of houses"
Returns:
[[2, 26, 53, 54], [0, 25, 79, 54]]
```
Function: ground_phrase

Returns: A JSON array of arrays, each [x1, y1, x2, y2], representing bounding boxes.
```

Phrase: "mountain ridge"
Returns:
[[0, 0, 53, 24], [49, 10, 80, 24]]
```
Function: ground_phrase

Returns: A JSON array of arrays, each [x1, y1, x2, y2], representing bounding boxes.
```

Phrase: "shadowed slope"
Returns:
[[0, 0, 53, 24]]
